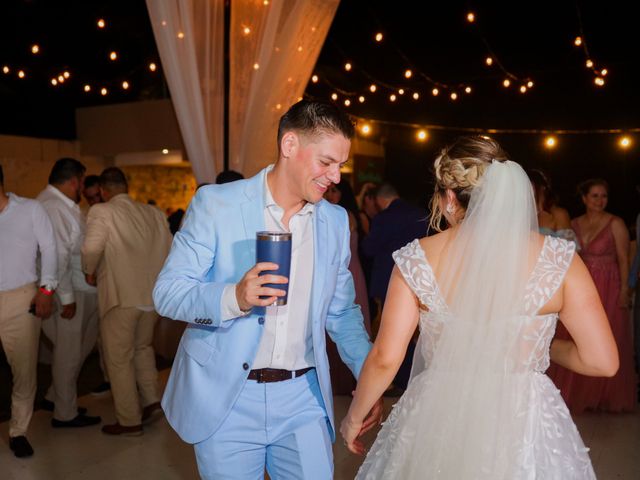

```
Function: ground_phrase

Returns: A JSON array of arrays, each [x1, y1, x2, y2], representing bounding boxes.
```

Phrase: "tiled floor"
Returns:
[[1, 370, 639, 479]]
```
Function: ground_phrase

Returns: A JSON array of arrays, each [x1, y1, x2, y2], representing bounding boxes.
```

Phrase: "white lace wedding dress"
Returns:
[[356, 236, 596, 479]]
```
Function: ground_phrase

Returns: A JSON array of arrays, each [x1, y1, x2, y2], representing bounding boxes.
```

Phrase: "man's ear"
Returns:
[[280, 131, 299, 158]]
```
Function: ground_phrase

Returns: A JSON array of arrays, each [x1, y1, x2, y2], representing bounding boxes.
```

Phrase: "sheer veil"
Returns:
[[405, 160, 540, 477]]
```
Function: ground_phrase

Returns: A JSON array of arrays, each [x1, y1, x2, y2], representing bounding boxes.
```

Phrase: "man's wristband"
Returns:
[[39, 285, 55, 296]]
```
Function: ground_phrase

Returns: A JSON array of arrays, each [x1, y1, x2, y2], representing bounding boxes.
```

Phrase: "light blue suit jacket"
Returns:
[[153, 167, 372, 444]]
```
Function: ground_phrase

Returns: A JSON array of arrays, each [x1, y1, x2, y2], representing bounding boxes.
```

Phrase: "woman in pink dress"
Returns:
[[547, 178, 636, 412], [324, 180, 371, 394]]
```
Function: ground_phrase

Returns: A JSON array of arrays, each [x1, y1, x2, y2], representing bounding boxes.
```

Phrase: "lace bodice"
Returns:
[[392, 235, 576, 373]]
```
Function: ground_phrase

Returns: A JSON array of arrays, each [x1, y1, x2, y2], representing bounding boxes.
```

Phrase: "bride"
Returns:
[[340, 136, 618, 479]]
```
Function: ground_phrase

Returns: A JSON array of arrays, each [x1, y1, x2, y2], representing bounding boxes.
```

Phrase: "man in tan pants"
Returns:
[[81, 167, 172, 436], [0, 164, 58, 457]]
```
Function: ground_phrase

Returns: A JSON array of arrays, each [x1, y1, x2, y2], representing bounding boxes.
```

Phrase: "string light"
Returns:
[[485, 57, 493, 66], [63, 71, 70, 79], [84, 84, 91, 92], [594, 77, 605, 86], [574, 36, 582, 46], [31, 44, 39, 54], [432, 88, 439, 96], [585, 59, 593, 68], [17, 70, 25, 79], [618, 136, 632, 149], [344, 99, 351, 106], [162, 148, 169, 154], [358, 95, 365, 103], [398, 88, 404, 95], [311, 75, 318, 83], [502, 79, 511, 88], [100, 87, 108, 96], [51, 78, 58, 86], [344, 62, 352, 71], [360, 123, 371, 135], [122, 81, 129, 90], [389, 94, 397, 102], [412, 92, 420, 100], [57, 75, 65, 83], [375, 32, 383, 42], [2, 66, 9, 74], [97, 19, 106, 29], [519, 85, 527, 93], [544, 136, 557, 149], [177, 32, 185, 39], [601, 69, 608, 76], [404, 69, 412, 79], [242, 26, 251, 35], [149, 62, 157, 72], [450, 92, 458, 100], [464, 86, 472, 94], [527, 80, 534, 88], [466, 12, 475, 23], [109, 51, 118, 61], [369, 84, 377, 93], [253, 62, 260, 70], [416, 129, 428, 141], [331, 93, 338, 100]]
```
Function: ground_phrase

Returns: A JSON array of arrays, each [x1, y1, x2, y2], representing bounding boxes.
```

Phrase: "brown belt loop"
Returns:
[[248, 367, 314, 383]]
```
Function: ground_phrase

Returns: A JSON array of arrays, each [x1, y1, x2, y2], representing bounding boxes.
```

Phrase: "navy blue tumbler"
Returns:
[[256, 231, 292, 305]]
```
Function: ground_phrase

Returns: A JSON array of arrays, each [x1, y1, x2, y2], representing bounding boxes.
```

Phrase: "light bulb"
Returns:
[[389, 94, 397, 102], [375, 32, 383, 42], [31, 44, 39, 54], [109, 51, 118, 61], [311, 75, 318, 83], [412, 92, 420, 100], [544, 136, 557, 149], [467, 12, 475, 23], [149, 62, 157, 72], [369, 84, 377, 93], [345, 63, 352, 71], [432, 88, 439, 96], [574, 36, 582, 46], [358, 96, 365, 103], [97, 19, 106, 29], [331, 93, 338, 100], [485, 57, 493, 66], [361, 124, 371, 135], [84, 84, 91, 92], [405, 69, 412, 78], [416, 129, 428, 141], [503, 79, 511, 88], [122, 81, 129, 90]]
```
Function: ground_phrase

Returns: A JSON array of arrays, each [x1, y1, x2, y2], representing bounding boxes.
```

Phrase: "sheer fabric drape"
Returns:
[[146, 0, 224, 184], [147, 0, 339, 182]]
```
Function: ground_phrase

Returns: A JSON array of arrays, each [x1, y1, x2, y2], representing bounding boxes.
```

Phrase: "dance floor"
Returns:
[[1, 369, 639, 479]]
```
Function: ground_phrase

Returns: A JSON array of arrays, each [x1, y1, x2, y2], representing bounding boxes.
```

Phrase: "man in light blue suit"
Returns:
[[153, 100, 383, 479]]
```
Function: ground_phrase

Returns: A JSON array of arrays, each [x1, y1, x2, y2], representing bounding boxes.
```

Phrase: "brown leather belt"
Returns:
[[247, 367, 314, 383]]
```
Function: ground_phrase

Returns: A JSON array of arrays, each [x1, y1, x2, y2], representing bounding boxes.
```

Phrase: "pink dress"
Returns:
[[546, 218, 637, 413]]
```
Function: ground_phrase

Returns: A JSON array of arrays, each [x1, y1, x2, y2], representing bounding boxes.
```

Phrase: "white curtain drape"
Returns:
[[146, 0, 225, 184], [147, 0, 340, 182], [229, 0, 340, 175]]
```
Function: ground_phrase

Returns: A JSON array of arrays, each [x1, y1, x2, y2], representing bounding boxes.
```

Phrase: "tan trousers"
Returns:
[[0, 284, 40, 437], [42, 290, 99, 420], [101, 307, 159, 426]]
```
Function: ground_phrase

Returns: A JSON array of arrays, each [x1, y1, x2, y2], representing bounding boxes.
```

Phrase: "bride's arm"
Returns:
[[551, 254, 619, 377], [340, 266, 419, 454]]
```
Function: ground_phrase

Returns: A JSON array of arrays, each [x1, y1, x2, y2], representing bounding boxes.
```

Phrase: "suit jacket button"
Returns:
[[242, 363, 249, 370], [258, 317, 265, 325], [206, 319, 212, 324]]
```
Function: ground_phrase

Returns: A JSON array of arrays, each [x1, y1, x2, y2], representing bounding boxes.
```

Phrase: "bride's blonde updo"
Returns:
[[429, 135, 509, 231]]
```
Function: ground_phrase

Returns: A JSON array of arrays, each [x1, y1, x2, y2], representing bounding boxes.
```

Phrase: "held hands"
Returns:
[[31, 290, 54, 319], [235, 262, 288, 312], [340, 396, 384, 455]]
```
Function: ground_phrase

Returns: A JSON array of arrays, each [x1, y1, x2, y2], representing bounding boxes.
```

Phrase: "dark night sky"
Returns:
[[0, 0, 638, 221]]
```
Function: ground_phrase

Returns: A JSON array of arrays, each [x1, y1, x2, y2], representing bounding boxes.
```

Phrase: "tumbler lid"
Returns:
[[256, 231, 292, 241]]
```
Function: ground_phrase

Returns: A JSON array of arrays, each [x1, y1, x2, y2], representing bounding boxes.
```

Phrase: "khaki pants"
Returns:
[[0, 284, 41, 437], [101, 307, 159, 426], [42, 290, 99, 420]]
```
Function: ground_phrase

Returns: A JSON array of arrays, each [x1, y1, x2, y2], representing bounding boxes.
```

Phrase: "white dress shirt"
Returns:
[[221, 168, 316, 370], [37, 185, 95, 305], [0, 193, 58, 292]]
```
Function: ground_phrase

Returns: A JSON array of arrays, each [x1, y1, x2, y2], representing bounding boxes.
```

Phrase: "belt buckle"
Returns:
[[256, 369, 264, 383]]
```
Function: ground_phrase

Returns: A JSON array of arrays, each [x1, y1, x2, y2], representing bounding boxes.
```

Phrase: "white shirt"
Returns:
[[0, 193, 58, 292], [37, 185, 95, 305], [221, 168, 316, 370]]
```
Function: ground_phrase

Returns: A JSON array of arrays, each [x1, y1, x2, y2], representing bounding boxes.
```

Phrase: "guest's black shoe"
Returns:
[[142, 402, 163, 424], [41, 399, 87, 415], [90, 382, 111, 395], [9, 436, 34, 458], [51, 413, 102, 428]]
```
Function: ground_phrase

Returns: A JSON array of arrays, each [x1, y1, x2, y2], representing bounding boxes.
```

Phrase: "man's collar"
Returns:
[[46, 184, 77, 209]]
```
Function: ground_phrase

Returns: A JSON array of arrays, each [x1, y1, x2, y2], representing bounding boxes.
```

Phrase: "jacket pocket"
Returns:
[[183, 338, 216, 365]]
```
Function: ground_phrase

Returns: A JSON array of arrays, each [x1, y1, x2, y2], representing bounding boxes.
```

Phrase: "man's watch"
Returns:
[[39, 284, 55, 296]]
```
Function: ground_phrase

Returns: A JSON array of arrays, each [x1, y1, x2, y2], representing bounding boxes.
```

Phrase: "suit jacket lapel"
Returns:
[[240, 168, 267, 240], [311, 202, 328, 320]]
